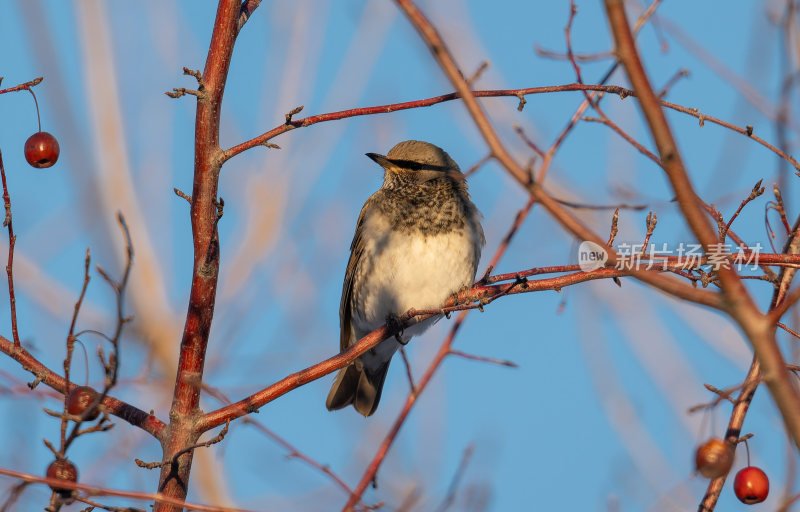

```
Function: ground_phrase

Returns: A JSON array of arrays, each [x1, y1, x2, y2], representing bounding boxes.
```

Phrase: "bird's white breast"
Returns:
[[353, 211, 479, 339]]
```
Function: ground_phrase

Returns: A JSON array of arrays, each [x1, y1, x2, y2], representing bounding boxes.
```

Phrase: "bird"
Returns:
[[326, 140, 485, 416]]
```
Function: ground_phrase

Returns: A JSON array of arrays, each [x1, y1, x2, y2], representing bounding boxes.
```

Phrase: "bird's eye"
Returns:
[[389, 158, 449, 172]]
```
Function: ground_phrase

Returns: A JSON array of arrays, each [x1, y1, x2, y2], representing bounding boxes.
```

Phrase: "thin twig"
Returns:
[[220, 85, 800, 173], [432, 444, 475, 512], [174, 188, 192, 204], [0, 151, 20, 347], [398, 347, 417, 394], [448, 350, 518, 368], [698, 359, 761, 511], [343, 311, 470, 511], [237, 0, 262, 33], [513, 124, 545, 158], [552, 197, 646, 211], [463, 154, 492, 178], [136, 421, 230, 470], [0, 77, 43, 95], [0, 480, 29, 512], [581, 115, 660, 164], [607, 208, 620, 246], [0, 465, 259, 512], [656, 68, 690, 98], [195, 382, 360, 503], [535, 45, 614, 62], [59, 248, 93, 454], [466, 60, 489, 86], [641, 211, 658, 255], [778, 322, 800, 340], [721, 179, 765, 242], [74, 495, 147, 512], [244, 419, 359, 501]]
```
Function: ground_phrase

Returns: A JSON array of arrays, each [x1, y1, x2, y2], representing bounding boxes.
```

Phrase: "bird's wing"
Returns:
[[339, 198, 371, 352]]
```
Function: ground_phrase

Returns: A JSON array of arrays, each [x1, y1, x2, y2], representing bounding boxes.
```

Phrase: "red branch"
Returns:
[[0, 151, 20, 346], [221, 83, 800, 172], [0, 77, 43, 95], [343, 311, 469, 511], [0, 334, 164, 437], [603, 0, 800, 453], [195, 261, 730, 433], [194, 250, 800, 432], [697, 359, 761, 511], [0, 466, 258, 512], [156, 0, 248, 508], [698, 226, 800, 510]]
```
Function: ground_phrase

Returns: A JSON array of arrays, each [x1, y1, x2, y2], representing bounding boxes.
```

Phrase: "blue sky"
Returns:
[[0, 1, 797, 511]]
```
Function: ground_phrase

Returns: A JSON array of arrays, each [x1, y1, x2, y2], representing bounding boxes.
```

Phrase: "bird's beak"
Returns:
[[366, 152, 391, 168]]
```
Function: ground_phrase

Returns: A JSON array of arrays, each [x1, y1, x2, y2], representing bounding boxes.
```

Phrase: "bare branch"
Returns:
[[604, 0, 800, 453]]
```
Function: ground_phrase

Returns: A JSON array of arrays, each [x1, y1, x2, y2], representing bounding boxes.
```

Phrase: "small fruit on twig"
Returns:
[[695, 438, 734, 478], [66, 385, 100, 421], [734, 466, 769, 504], [24, 131, 59, 168], [45, 459, 78, 496]]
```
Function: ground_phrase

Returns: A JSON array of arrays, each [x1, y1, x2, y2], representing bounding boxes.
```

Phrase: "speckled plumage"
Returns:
[[326, 140, 485, 416]]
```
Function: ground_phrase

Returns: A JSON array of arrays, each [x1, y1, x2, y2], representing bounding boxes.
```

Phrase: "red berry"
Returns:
[[66, 386, 100, 420], [734, 466, 769, 504], [45, 459, 78, 496], [695, 438, 734, 478], [24, 131, 60, 168]]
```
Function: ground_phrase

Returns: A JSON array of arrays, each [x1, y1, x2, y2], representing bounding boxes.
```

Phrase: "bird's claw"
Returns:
[[386, 314, 407, 344]]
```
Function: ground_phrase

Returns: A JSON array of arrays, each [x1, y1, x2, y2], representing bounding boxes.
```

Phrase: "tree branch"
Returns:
[[0, 335, 164, 438], [603, 0, 800, 453], [219, 84, 799, 172], [157, 0, 251, 508]]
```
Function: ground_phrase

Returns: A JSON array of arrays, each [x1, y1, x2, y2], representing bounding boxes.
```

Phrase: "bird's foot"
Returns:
[[386, 313, 408, 345]]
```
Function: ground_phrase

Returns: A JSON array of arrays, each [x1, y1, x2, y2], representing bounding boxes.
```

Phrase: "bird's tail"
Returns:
[[326, 362, 390, 417]]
